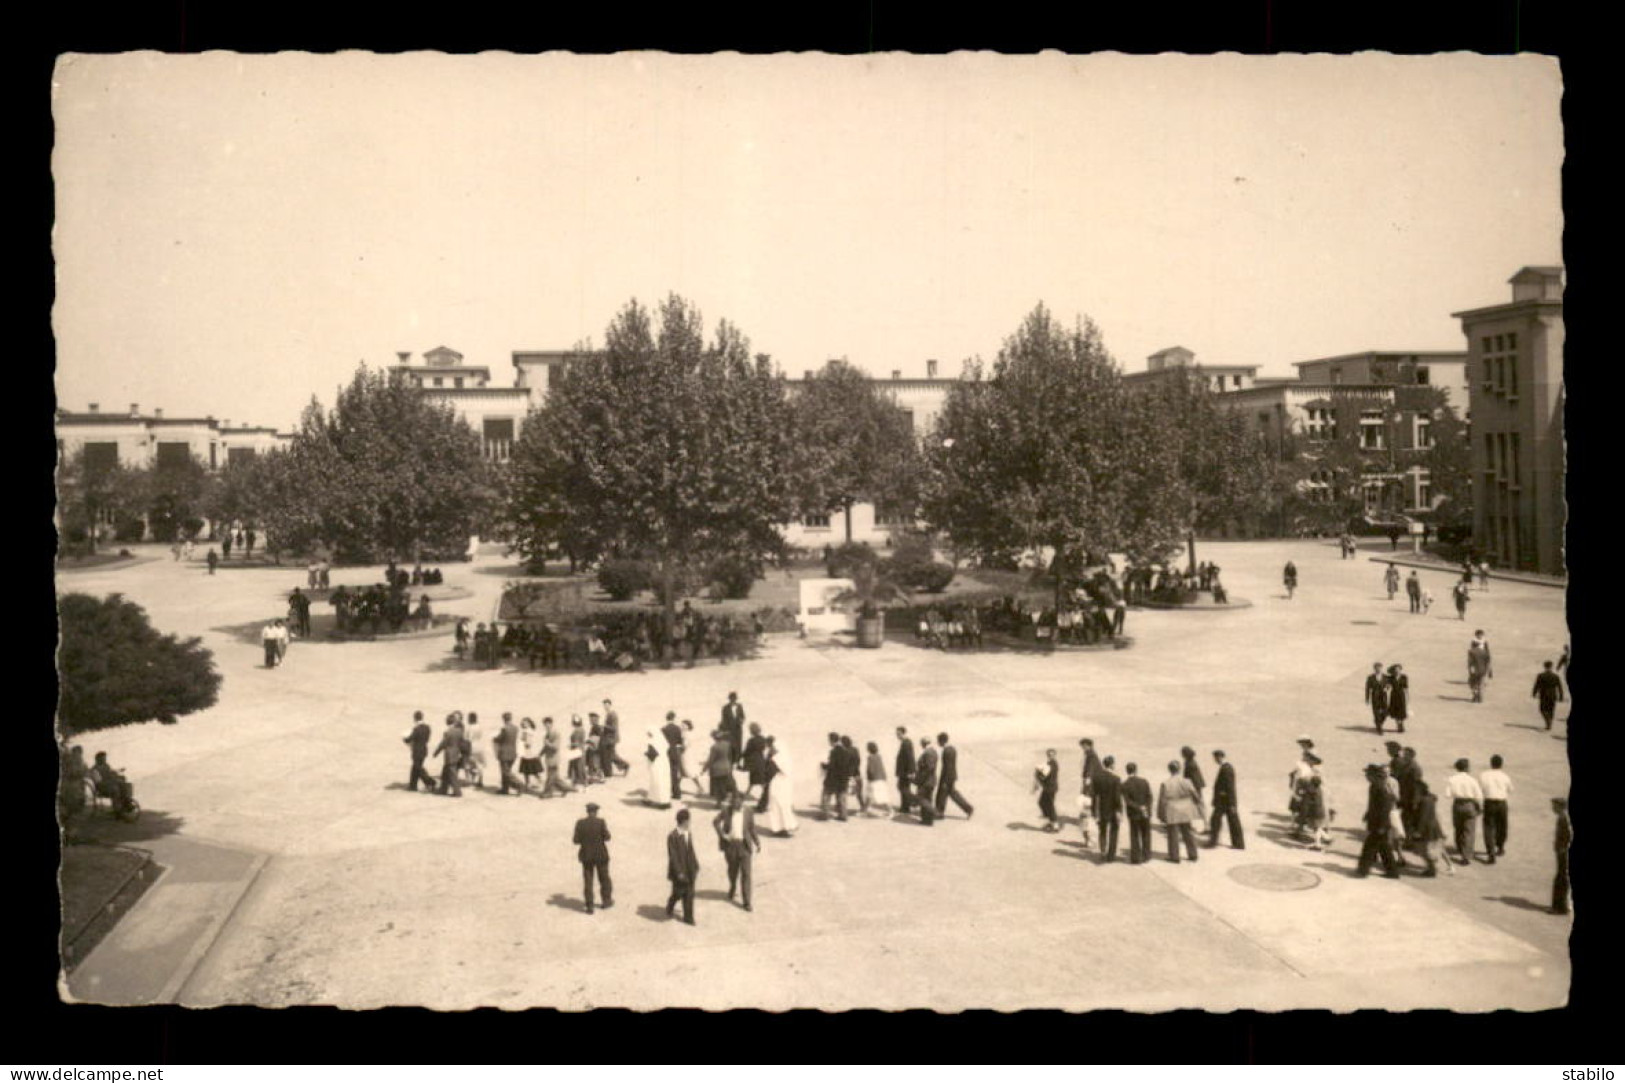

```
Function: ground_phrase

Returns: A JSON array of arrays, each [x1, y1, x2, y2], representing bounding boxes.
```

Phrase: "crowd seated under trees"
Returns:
[[455, 603, 786, 672]]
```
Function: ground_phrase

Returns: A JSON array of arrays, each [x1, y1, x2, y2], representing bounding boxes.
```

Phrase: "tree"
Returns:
[[922, 304, 1188, 606], [793, 360, 924, 542], [507, 294, 802, 633], [56, 448, 145, 554], [266, 368, 499, 563], [143, 457, 212, 543], [1414, 388, 1472, 532], [57, 593, 222, 732]]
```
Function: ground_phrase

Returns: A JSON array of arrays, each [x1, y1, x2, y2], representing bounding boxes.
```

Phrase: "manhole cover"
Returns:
[[1228, 865, 1321, 892]]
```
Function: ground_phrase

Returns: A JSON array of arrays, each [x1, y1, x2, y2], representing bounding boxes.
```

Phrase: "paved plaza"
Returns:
[[60, 539, 1571, 1011]]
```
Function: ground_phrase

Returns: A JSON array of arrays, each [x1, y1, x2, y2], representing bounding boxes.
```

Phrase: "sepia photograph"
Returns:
[[51, 49, 1567, 1015]]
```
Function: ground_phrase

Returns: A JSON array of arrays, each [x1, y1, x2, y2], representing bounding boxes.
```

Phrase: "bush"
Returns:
[[912, 562, 956, 593], [826, 541, 878, 579], [707, 555, 760, 601], [57, 592, 222, 732], [596, 558, 653, 601], [113, 515, 146, 543]]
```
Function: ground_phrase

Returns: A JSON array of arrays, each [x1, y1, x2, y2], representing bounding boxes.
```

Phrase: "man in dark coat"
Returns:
[[1551, 797, 1571, 914], [1078, 738, 1103, 847], [1365, 662, 1390, 735], [1034, 749, 1060, 831], [894, 726, 917, 813], [433, 716, 464, 797], [1180, 746, 1206, 804], [494, 712, 522, 795], [661, 711, 686, 798], [721, 693, 747, 769], [1405, 571, 1423, 613], [820, 732, 849, 821], [713, 791, 762, 911], [742, 722, 770, 810], [666, 808, 700, 924], [1207, 749, 1244, 849], [915, 738, 939, 826], [1093, 755, 1124, 861], [404, 710, 434, 792], [1394, 744, 1424, 841], [1355, 764, 1402, 878], [572, 802, 613, 914], [935, 733, 975, 819], [1532, 661, 1565, 731], [601, 699, 629, 776], [1122, 762, 1153, 864]]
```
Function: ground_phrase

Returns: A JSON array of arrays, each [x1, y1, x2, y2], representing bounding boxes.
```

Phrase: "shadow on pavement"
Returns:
[[635, 904, 670, 923], [1303, 860, 1363, 879], [1436, 695, 1475, 703], [1483, 894, 1553, 913], [67, 807, 186, 846], [1503, 723, 1548, 732], [545, 893, 587, 913], [1004, 821, 1046, 832]]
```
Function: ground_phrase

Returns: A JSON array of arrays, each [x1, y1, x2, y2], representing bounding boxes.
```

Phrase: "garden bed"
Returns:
[[59, 843, 159, 971]]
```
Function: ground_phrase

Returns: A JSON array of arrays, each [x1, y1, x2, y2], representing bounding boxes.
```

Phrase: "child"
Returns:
[[1421, 586, 1433, 614], [864, 741, 893, 816]]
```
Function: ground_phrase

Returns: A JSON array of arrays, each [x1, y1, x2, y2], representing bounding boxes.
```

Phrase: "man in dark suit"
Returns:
[[1093, 755, 1124, 861], [935, 733, 975, 819], [915, 738, 939, 826], [666, 808, 700, 925], [820, 732, 849, 821], [895, 726, 917, 813], [1532, 661, 1565, 731], [572, 802, 613, 914], [1365, 663, 1390, 735], [1551, 797, 1571, 914], [1207, 749, 1244, 849], [1355, 764, 1402, 878], [1078, 738, 1103, 847], [714, 791, 762, 911], [742, 723, 770, 811], [494, 712, 522, 795], [434, 715, 464, 797], [706, 730, 737, 803], [1181, 746, 1206, 804], [661, 711, 686, 798], [721, 692, 747, 768], [1122, 762, 1153, 863], [602, 699, 629, 776], [404, 710, 434, 792]]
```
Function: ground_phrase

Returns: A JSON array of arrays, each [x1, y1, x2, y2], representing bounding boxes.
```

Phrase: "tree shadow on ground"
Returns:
[[545, 893, 588, 913], [1483, 894, 1553, 913], [65, 807, 186, 846]]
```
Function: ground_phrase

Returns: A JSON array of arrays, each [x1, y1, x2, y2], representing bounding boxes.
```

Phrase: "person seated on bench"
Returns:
[[412, 594, 434, 631], [90, 751, 136, 815]]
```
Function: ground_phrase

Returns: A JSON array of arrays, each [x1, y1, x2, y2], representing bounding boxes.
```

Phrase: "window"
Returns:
[[1483, 433, 1496, 475], [454, 377, 464, 389], [1415, 366, 1429, 385], [802, 513, 831, 529], [83, 442, 118, 474], [1510, 433, 1521, 487], [896, 408, 915, 432], [1494, 334, 1505, 351], [1358, 409, 1386, 450], [156, 442, 191, 472], [227, 446, 256, 467], [1414, 415, 1433, 449], [1508, 355, 1519, 398], [482, 419, 515, 462], [209, 442, 218, 470], [1417, 474, 1432, 508], [875, 503, 912, 527], [432, 377, 443, 387], [1507, 332, 1518, 351]]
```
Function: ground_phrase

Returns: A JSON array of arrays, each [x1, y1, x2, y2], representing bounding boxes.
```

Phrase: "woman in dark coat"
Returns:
[[1384, 664, 1410, 734]]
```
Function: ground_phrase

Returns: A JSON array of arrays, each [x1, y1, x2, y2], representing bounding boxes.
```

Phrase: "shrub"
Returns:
[[707, 555, 760, 600], [826, 541, 878, 579], [596, 558, 653, 601], [113, 515, 146, 543], [57, 592, 222, 732], [912, 562, 956, 593]]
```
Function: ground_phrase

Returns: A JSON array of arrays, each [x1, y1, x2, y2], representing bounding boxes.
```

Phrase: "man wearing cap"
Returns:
[[666, 808, 700, 925], [1551, 797, 1571, 915], [1445, 758, 1485, 864], [1356, 763, 1402, 878], [1365, 663, 1390, 735], [572, 802, 613, 914], [1207, 750, 1244, 849]]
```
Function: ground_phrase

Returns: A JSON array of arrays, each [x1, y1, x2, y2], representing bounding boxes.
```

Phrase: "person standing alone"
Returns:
[[1405, 570, 1422, 613], [1207, 750, 1244, 849], [666, 808, 700, 925], [1034, 749, 1060, 831], [1467, 631, 1493, 703], [1532, 661, 1565, 731], [572, 802, 613, 914]]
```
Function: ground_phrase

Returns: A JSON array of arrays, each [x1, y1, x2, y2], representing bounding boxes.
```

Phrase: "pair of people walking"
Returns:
[[570, 797, 761, 924], [1363, 662, 1410, 734]]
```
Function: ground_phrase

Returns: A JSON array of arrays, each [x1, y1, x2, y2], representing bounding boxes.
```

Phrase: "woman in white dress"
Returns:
[[644, 729, 672, 808], [764, 737, 797, 836]]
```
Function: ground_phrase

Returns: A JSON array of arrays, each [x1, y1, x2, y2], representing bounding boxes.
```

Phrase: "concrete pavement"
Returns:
[[58, 538, 1571, 1009]]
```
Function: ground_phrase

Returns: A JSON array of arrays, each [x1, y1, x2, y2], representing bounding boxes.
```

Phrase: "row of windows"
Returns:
[[1480, 333, 1521, 400], [1483, 431, 1523, 488], [76, 440, 262, 472], [412, 375, 489, 389], [797, 504, 913, 531]]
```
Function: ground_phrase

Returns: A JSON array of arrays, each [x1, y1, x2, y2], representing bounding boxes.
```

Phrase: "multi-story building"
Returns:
[[55, 402, 293, 473], [1453, 266, 1565, 574]]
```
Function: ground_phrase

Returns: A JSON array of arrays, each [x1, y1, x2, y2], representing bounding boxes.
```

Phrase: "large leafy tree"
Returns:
[[274, 367, 498, 563], [922, 303, 1188, 602], [57, 593, 222, 732], [56, 447, 145, 554], [792, 360, 924, 541], [143, 457, 213, 543], [507, 294, 802, 630]]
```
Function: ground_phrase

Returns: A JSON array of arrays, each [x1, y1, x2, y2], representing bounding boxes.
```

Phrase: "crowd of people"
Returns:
[[455, 603, 766, 672]]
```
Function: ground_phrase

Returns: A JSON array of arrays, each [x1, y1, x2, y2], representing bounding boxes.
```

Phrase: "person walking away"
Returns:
[[863, 741, 893, 816], [1384, 563, 1401, 601], [714, 791, 762, 911], [1365, 663, 1390, 735], [894, 727, 917, 814], [915, 738, 939, 826], [707, 730, 737, 803], [1467, 631, 1493, 703], [1180, 746, 1206, 805], [1551, 797, 1571, 914], [1094, 756, 1125, 861], [1122, 762, 1153, 864], [935, 733, 975, 820], [495, 712, 522, 796], [661, 713, 686, 798], [572, 802, 613, 914], [1384, 665, 1409, 734], [742, 723, 770, 808], [1355, 763, 1402, 878], [1405, 570, 1422, 613], [1532, 661, 1565, 732], [434, 716, 464, 797], [666, 809, 700, 925], [1453, 579, 1471, 620], [677, 719, 704, 796], [1157, 761, 1204, 863], [601, 700, 629, 776], [567, 716, 587, 788], [404, 710, 435, 792], [206, 548, 218, 575], [1282, 561, 1298, 600], [1445, 758, 1485, 864], [764, 738, 797, 837], [1034, 749, 1061, 831], [1413, 780, 1454, 877], [1078, 738, 1104, 847], [1479, 754, 1514, 863], [1207, 750, 1244, 849]]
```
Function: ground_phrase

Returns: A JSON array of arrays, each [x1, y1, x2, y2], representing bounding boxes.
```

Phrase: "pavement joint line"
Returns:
[[166, 850, 271, 1004], [1138, 856, 1312, 981]]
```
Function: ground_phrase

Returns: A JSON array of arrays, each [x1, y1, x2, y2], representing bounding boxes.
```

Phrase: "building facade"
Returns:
[[1453, 266, 1565, 574], [56, 402, 293, 473]]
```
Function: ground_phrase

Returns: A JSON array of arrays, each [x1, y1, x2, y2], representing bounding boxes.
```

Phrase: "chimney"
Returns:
[[154, 408, 164, 419], [926, 359, 938, 378], [397, 351, 411, 364], [892, 370, 902, 380], [88, 403, 98, 414], [129, 403, 140, 417]]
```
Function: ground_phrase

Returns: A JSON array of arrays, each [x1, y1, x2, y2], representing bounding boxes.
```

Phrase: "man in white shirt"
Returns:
[[262, 621, 281, 668], [1479, 754, 1514, 863], [1444, 758, 1486, 865]]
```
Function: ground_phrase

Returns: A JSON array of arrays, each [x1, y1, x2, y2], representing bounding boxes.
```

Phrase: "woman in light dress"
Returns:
[[677, 719, 703, 797], [464, 712, 487, 788], [764, 737, 796, 837], [518, 718, 543, 792], [644, 729, 673, 808]]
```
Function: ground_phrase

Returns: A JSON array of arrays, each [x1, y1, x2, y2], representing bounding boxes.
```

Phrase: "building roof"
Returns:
[[1291, 350, 1467, 369]]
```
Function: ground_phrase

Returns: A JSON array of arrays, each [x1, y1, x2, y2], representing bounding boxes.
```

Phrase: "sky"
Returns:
[[52, 52, 1563, 432]]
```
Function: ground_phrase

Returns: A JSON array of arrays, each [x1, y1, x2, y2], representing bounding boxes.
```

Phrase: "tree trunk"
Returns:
[[843, 500, 854, 544], [1187, 529, 1198, 576]]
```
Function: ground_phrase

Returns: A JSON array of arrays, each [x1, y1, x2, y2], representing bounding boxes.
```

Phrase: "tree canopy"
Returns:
[[57, 593, 222, 732], [506, 294, 802, 626], [792, 359, 924, 541], [56, 447, 145, 553]]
